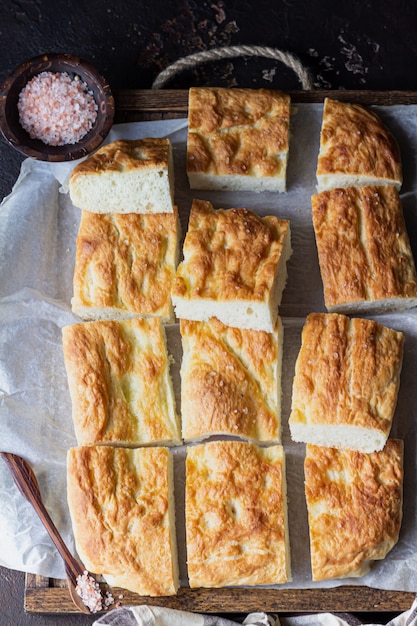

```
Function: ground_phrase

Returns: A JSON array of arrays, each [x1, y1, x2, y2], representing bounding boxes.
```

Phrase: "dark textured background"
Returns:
[[1, 0, 417, 623], [3, 0, 417, 91]]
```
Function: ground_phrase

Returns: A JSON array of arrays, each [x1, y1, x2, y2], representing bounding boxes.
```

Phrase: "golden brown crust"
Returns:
[[70, 138, 171, 178], [289, 313, 404, 447], [172, 198, 290, 303], [180, 317, 282, 442], [187, 87, 290, 178], [72, 208, 179, 321], [185, 440, 290, 587], [62, 318, 180, 446], [67, 445, 179, 596], [317, 98, 402, 186], [312, 186, 417, 310], [305, 440, 403, 581]]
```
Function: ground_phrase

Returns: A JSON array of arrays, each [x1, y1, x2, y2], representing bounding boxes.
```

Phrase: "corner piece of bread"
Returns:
[[312, 186, 417, 314], [185, 440, 291, 587], [62, 318, 181, 447], [171, 199, 292, 332], [180, 316, 283, 443], [316, 98, 402, 192], [71, 208, 180, 322], [187, 87, 291, 192], [69, 138, 175, 213], [289, 312, 404, 453], [305, 440, 404, 581], [67, 445, 179, 596]]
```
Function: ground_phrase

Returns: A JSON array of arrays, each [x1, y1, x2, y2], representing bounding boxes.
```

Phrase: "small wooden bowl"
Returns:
[[0, 53, 115, 162]]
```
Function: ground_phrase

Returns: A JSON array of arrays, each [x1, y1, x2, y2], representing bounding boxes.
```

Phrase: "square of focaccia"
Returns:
[[312, 186, 417, 314], [316, 98, 402, 192], [69, 138, 175, 214], [305, 440, 403, 581], [62, 318, 180, 446], [185, 440, 291, 588], [171, 199, 292, 333], [71, 208, 179, 322], [180, 316, 283, 443], [289, 313, 404, 453], [187, 87, 291, 192], [67, 445, 179, 596]]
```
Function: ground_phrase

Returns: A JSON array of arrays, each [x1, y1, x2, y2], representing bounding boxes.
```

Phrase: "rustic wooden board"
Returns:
[[25, 89, 417, 615], [112, 88, 417, 123], [24, 573, 416, 615]]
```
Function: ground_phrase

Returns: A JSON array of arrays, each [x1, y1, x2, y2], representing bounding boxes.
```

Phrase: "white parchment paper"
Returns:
[[1, 106, 417, 593]]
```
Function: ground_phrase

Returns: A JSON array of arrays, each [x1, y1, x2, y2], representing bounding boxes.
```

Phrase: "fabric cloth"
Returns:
[[93, 596, 417, 626], [93, 605, 276, 625]]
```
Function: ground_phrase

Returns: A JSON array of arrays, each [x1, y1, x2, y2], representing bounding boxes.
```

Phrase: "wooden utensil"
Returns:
[[0, 451, 105, 614]]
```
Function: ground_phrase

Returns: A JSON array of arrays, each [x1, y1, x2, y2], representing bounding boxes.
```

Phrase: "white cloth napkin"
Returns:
[[92, 596, 417, 626], [93, 605, 276, 625]]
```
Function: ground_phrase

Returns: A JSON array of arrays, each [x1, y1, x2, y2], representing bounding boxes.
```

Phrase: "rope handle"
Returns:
[[151, 45, 313, 90]]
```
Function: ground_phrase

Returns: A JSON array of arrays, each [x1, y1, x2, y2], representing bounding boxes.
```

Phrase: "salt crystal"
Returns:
[[17, 71, 98, 146]]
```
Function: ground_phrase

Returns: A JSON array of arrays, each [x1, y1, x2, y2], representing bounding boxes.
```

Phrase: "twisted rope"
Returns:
[[151, 45, 313, 90]]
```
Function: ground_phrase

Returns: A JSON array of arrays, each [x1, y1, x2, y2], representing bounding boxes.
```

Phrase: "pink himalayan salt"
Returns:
[[75, 570, 114, 614], [17, 70, 98, 146]]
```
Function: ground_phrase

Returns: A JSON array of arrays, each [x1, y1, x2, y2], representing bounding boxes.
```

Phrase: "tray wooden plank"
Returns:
[[25, 89, 417, 615], [112, 88, 417, 123], [24, 573, 416, 615]]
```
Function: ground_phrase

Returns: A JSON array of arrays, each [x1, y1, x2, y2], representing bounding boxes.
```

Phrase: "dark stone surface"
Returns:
[[2, 0, 417, 92], [1, 0, 416, 623]]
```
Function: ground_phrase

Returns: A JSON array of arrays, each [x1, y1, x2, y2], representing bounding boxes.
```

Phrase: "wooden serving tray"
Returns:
[[111, 88, 417, 124], [25, 572, 416, 614], [25, 89, 417, 615]]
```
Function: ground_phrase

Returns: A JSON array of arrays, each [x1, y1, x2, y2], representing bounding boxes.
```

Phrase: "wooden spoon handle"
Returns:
[[0, 452, 82, 584]]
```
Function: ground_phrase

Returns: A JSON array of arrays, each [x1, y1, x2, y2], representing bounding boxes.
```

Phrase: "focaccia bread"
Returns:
[[316, 98, 402, 192], [171, 199, 292, 332], [67, 445, 179, 596], [312, 186, 417, 314], [186, 440, 291, 587], [71, 208, 179, 322], [180, 316, 283, 443], [305, 440, 404, 581], [187, 87, 291, 192], [62, 318, 180, 446], [69, 138, 175, 213], [289, 313, 404, 453]]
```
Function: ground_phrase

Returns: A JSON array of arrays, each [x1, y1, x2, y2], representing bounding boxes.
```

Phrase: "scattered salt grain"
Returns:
[[17, 71, 98, 146], [75, 570, 113, 613]]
